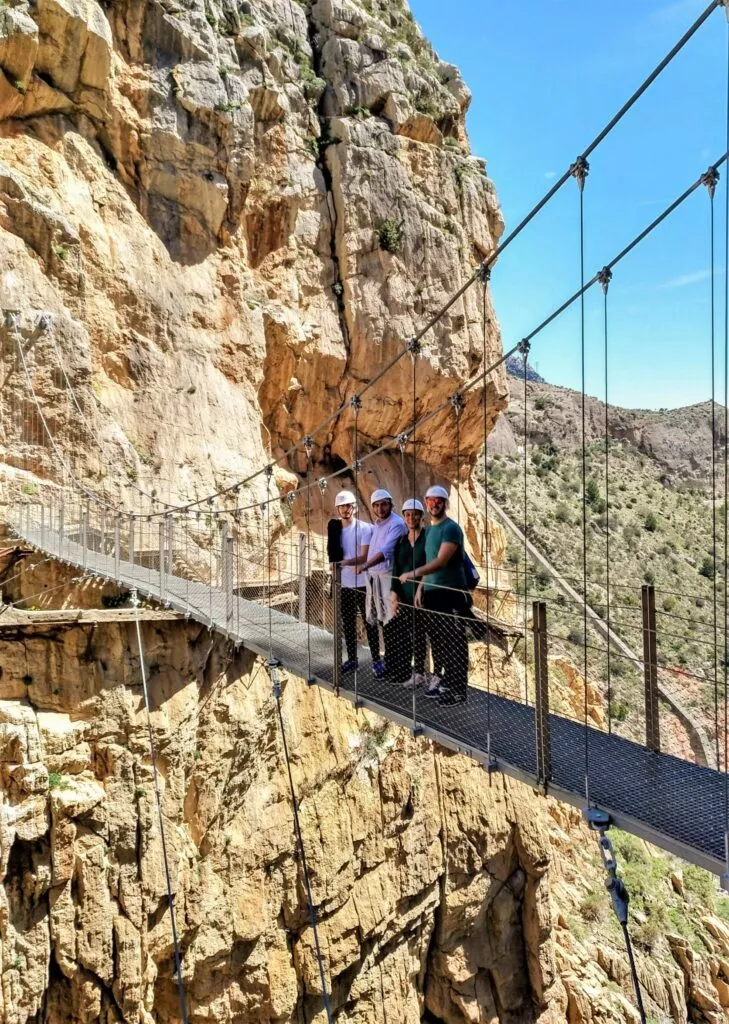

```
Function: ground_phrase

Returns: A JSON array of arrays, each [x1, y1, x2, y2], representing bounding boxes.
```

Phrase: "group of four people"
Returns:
[[328, 486, 469, 706]]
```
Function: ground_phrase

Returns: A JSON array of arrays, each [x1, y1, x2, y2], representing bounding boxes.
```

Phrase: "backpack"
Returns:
[[462, 550, 480, 591], [326, 518, 344, 564]]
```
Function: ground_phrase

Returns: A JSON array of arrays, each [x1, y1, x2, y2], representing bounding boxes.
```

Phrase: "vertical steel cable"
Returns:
[[305, 443, 313, 682], [482, 278, 492, 756], [353, 398, 361, 704], [574, 156, 591, 804], [708, 167, 721, 769], [723, 17, 729, 881], [598, 267, 613, 733], [272, 676, 334, 1023], [522, 338, 529, 704], [411, 339, 418, 729], [132, 590, 189, 1024]]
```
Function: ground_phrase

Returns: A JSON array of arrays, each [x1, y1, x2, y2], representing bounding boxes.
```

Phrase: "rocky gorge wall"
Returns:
[[0, 0, 506, 536]]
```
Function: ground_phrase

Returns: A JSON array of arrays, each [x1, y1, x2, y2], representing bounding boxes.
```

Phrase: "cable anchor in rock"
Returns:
[[396, 432, 409, 452], [303, 435, 314, 457], [585, 808, 647, 1024], [596, 266, 613, 295], [450, 392, 464, 417], [318, 478, 328, 493], [570, 155, 590, 191], [36, 312, 54, 333], [350, 394, 362, 412]]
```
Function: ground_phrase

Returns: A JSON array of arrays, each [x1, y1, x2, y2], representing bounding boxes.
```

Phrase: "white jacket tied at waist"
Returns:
[[366, 573, 394, 626]]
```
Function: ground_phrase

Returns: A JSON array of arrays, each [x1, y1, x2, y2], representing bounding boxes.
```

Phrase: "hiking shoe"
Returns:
[[423, 682, 445, 699], [341, 658, 357, 673], [438, 691, 467, 707], [424, 674, 443, 695], [372, 658, 387, 679], [402, 672, 425, 691]]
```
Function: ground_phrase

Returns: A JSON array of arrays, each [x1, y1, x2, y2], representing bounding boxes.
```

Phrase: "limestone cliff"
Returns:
[[0, 0, 505, 532]]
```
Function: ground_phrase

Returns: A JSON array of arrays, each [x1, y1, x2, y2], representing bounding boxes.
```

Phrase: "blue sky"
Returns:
[[410, 0, 729, 409]]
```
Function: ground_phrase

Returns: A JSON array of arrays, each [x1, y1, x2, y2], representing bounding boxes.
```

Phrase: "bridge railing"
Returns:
[[4, 491, 719, 773]]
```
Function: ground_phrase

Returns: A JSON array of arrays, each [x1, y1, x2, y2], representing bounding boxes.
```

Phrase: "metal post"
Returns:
[[159, 520, 165, 598], [641, 584, 660, 753], [333, 563, 342, 697], [532, 600, 552, 785], [100, 509, 106, 556], [58, 500, 65, 552], [81, 504, 88, 568], [225, 532, 234, 630], [129, 515, 135, 569], [40, 503, 45, 547], [166, 515, 174, 578], [114, 514, 120, 579], [298, 532, 307, 622]]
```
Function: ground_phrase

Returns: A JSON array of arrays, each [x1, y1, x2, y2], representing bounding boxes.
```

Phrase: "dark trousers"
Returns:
[[423, 589, 469, 699], [341, 587, 380, 663], [389, 602, 427, 682]]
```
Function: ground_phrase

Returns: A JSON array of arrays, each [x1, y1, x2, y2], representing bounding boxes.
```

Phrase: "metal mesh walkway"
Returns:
[[10, 518, 725, 876]]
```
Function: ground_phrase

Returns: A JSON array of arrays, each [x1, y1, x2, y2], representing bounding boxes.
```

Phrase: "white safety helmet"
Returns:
[[335, 489, 356, 506], [402, 498, 424, 513], [371, 488, 393, 503], [425, 484, 449, 501]]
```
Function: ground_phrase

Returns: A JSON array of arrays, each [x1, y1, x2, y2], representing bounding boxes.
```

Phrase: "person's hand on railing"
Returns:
[[414, 582, 424, 608]]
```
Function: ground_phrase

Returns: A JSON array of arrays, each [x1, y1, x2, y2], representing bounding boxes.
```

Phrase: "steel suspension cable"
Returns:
[[598, 266, 613, 735], [707, 168, 721, 769], [271, 670, 334, 1022], [131, 589, 189, 1024], [574, 155, 591, 806], [481, 273, 493, 757], [522, 339, 529, 704], [723, 14, 729, 886]]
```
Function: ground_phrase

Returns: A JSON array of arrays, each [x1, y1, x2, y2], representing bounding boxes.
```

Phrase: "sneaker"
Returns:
[[402, 672, 425, 691], [372, 659, 387, 679], [423, 682, 445, 699], [438, 691, 467, 707], [341, 658, 357, 673], [424, 674, 442, 695]]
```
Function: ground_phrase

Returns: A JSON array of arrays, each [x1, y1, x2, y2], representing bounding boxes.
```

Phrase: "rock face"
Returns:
[[0, 0, 506, 538]]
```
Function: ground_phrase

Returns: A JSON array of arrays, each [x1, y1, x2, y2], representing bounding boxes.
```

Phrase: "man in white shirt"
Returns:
[[333, 490, 381, 673], [359, 488, 407, 678]]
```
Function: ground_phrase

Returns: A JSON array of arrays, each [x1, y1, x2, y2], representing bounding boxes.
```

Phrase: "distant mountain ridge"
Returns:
[[505, 353, 546, 383]]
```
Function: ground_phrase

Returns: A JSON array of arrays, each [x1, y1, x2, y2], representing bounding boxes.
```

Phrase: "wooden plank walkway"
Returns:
[[9, 521, 728, 876]]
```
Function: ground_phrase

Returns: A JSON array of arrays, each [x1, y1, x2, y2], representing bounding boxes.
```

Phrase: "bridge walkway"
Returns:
[[8, 518, 726, 877]]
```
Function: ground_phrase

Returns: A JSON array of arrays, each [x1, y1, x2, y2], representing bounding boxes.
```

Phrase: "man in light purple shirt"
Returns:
[[358, 488, 407, 679]]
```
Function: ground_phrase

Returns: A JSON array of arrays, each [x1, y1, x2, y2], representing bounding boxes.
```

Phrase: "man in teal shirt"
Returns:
[[398, 485, 468, 705]]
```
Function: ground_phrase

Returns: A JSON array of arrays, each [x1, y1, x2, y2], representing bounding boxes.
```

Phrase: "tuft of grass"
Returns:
[[48, 771, 65, 790]]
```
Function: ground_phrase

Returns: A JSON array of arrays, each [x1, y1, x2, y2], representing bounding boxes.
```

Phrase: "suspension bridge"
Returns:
[[3, 3, 729, 1021]]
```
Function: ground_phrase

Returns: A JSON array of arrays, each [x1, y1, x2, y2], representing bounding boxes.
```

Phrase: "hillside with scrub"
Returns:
[[487, 374, 726, 755]]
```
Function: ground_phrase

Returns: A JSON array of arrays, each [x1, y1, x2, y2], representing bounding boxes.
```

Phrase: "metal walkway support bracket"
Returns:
[[114, 515, 121, 579], [158, 520, 166, 599], [641, 584, 660, 753], [532, 600, 552, 785]]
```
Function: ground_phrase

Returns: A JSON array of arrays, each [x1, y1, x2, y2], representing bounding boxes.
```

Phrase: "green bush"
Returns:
[[644, 512, 658, 532], [48, 771, 63, 789], [699, 556, 716, 580], [376, 218, 403, 254]]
